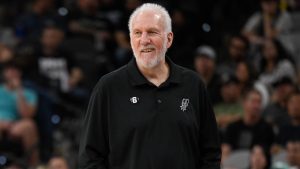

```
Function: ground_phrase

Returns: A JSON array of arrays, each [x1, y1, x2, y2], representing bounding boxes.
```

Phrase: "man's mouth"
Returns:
[[141, 48, 155, 53]]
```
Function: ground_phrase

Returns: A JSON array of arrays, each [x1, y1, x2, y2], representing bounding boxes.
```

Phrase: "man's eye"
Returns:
[[149, 31, 157, 35], [134, 31, 141, 35]]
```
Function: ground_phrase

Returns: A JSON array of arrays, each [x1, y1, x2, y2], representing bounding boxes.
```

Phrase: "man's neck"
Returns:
[[43, 47, 58, 56], [138, 60, 169, 87], [243, 115, 260, 126], [201, 72, 213, 85], [291, 118, 300, 126], [4, 82, 16, 91]]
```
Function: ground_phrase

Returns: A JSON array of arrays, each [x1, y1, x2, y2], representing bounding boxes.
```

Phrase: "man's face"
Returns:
[[3, 67, 21, 83], [229, 37, 246, 60], [221, 83, 241, 103], [277, 83, 295, 102], [287, 142, 300, 166], [243, 91, 262, 118], [288, 95, 300, 119], [130, 10, 173, 69], [261, 0, 277, 15], [236, 62, 250, 83], [36, 0, 54, 11], [194, 56, 215, 76], [42, 28, 64, 50], [250, 146, 267, 169], [263, 40, 277, 60], [0, 46, 13, 63], [78, 0, 99, 10]]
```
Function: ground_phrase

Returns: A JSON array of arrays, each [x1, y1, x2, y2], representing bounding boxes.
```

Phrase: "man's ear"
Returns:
[[167, 32, 173, 48]]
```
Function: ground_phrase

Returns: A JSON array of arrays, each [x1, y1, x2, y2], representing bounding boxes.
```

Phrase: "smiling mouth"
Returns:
[[141, 48, 155, 53]]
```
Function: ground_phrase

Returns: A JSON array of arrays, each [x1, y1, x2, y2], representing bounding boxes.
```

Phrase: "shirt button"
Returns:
[[157, 99, 162, 103]]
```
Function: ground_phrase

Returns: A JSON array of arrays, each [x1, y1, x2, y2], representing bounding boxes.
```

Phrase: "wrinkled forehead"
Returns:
[[131, 10, 166, 30]]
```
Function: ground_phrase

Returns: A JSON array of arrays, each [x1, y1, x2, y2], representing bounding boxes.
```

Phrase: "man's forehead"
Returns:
[[134, 10, 163, 22]]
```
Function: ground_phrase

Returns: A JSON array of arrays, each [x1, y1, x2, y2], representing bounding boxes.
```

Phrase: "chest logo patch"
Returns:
[[180, 98, 189, 112], [130, 97, 139, 104]]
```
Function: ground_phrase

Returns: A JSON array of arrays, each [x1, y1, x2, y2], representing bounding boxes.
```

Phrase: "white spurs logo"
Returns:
[[180, 98, 189, 112]]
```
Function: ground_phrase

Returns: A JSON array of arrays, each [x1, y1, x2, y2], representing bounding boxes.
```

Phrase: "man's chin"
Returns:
[[140, 62, 157, 69], [138, 59, 159, 69]]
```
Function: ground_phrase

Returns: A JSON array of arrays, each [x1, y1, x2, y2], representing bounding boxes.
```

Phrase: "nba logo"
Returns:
[[130, 97, 139, 104]]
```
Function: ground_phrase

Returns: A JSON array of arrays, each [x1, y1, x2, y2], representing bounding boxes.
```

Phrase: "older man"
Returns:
[[78, 3, 221, 169]]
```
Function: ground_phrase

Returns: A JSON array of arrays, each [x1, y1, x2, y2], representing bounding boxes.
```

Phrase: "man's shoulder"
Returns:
[[93, 64, 128, 89], [227, 119, 244, 129], [0, 85, 7, 96], [262, 103, 283, 115], [175, 64, 203, 83], [104, 64, 128, 80], [257, 118, 273, 127], [23, 87, 37, 97]]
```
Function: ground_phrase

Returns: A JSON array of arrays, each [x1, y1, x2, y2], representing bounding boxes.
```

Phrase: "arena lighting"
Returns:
[[0, 155, 7, 166], [51, 114, 61, 124], [202, 23, 211, 32], [58, 7, 68, 16]]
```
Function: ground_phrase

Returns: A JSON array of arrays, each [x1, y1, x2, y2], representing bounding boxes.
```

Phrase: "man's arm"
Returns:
[[198, 82, 221, 169], [17, 88, 37, 118], [242, 13, 268, 45], [11, 77, 37, 118], [78, 80, 109, 169]]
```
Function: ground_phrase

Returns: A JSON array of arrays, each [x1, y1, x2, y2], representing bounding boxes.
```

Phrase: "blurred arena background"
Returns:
[[0, 0, 300, 168]]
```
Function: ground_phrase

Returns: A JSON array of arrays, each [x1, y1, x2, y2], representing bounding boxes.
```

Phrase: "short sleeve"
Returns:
[[24, 89, 38, 106], [243, 12, 262, 32]]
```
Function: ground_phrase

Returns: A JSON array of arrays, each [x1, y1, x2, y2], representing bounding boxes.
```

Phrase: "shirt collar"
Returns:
[[127, 56, 182, 86]]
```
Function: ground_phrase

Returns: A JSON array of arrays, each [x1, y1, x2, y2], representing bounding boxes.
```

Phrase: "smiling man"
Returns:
[[78, 3, 221, 169]]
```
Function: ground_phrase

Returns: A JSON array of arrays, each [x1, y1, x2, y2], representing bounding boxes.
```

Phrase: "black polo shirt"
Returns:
[[79, 57, 221, 169]]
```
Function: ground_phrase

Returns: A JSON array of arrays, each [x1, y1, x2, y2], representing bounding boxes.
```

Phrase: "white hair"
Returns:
[[128, 3, 172, 34]]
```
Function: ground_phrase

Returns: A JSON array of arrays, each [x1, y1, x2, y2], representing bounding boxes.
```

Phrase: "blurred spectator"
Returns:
[[222, 88, 274, 160], [288, 0, 300, 10], [168, 8, 197, 68], [28, 25, 84, 94], [249, 145, 271, 169], [257, 39, 296, 87], [0, 44, 14, 80], [218, 34, 250, 75], [235, 61, 256, 92], [242, 0, 292, 50], [0, 61, 39, 166], [272, 141, 300, 168], [48, 156, 70, 169], [262, 76, 295, 127], [0, 0, 27, 27], [194, 45, 222, 105], [15, 0, 63, 44], [115, 0, 141, 32], [254, 81, 271, 109], [113, 0, 141, 67], [213, 0, 260, 36], [0, 27, 18, 48], [286, 141, 300, 168], [214, 73, 243, 128], [0, 44, 14, 64], [67, 0, 115, 53], [276, 91, 300, 147]]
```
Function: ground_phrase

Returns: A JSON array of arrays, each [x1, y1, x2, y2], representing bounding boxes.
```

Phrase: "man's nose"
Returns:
[[140, 32, 150, 45]]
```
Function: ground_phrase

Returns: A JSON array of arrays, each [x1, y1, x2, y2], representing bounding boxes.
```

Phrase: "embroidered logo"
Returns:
[[130, 97, 139, 104], [180, 98, 189, 112]]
